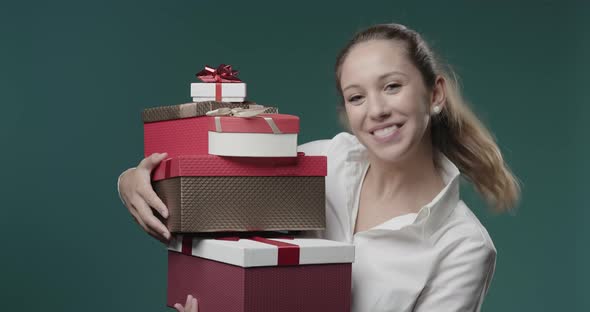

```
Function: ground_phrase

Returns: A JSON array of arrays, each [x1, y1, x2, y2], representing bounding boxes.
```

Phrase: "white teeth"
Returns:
[[373, 125, 398, 137]]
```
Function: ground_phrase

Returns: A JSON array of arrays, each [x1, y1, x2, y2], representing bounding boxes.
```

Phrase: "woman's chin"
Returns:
[[363, 138, 408, 163]]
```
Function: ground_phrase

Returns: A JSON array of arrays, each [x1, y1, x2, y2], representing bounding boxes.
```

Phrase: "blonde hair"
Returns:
[[335, 23, 520, 211]]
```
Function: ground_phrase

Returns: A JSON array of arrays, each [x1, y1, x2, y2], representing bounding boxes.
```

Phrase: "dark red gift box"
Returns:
[[167, 235, 354, 312]]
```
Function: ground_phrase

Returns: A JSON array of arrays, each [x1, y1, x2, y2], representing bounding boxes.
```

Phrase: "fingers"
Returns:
[[145, 225, 170, 245], [185, 296, 197, 312], [138, 153, 168, 171], [129, 160, 169, 225], [133, 197, 170, 237], [128, 207, 165, 243], [140, 188, 169, 219], [130, 199, 170, 241], [175, 294, 198, 312], [185, 295, 192, 310], [192, 297, 198, 312]]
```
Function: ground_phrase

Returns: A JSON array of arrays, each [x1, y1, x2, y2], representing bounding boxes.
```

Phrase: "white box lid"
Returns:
[[168, 235, 355, 268]]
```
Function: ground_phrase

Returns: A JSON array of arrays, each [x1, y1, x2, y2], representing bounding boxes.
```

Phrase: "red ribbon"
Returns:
[[181, 236, 193, 255], [251, 236, 300, 266], [215, 83, 222, 101], [216, 235, 300, 266], [196, 64, 242, 102]]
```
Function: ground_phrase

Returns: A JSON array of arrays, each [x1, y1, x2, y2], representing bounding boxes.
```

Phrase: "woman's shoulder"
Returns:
[[297, 132, 362, 157], [437, 201, 497, 257]]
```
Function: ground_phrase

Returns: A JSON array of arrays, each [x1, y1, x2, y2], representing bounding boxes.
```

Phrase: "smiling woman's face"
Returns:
[[340, 39, 436, 163]]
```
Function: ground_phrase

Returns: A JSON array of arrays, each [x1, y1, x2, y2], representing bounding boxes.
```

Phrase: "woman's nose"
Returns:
[[367, 94, 391, 121]]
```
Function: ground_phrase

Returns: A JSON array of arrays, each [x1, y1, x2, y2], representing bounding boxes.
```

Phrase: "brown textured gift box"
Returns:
[[152, 155, 327, 233], [142, 101, 262, 123]]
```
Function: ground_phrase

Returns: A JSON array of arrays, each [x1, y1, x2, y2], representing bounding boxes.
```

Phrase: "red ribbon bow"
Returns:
[[195, 64, 242, 101], [196, 64, 242, 83]]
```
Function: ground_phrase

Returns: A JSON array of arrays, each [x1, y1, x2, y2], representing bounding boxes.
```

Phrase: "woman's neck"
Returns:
[[365, 143, 444, 211]]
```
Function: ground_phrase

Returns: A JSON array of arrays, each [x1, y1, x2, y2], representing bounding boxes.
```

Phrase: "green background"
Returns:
[[1, 0, 587, 310]]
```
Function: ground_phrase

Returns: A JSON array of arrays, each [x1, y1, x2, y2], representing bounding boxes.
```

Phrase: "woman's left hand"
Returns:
[[174, 294, 198, 312]]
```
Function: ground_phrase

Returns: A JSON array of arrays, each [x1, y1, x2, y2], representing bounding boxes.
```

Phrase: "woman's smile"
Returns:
[[368, 122, 404, 144]]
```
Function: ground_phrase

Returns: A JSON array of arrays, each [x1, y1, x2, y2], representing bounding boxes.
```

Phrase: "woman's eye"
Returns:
[[385, 83, 401, 91], [348, 95, 364, 103]]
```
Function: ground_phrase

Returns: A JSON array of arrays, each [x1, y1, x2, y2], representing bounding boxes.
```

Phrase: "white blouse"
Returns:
[[298, 132, 496, 312]]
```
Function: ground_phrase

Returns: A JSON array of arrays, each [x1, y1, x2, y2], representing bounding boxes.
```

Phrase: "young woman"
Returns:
[[118, 23, 520, 311]]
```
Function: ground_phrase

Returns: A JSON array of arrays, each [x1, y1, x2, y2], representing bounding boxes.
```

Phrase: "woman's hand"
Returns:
[[119, 152, 170, 243], [174, 294, 198, 312]]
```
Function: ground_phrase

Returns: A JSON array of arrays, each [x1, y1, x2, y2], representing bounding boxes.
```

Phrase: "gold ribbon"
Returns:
[[206, 106, 270, 118], [206, 107, 282, 134]]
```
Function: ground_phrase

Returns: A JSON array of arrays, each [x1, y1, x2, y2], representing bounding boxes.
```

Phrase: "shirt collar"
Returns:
[[415, 153, 460, 237], [346, 136, 461, 237]]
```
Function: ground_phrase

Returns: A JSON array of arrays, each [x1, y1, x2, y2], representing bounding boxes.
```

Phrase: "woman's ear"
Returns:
[[430, 75, 446, 115]]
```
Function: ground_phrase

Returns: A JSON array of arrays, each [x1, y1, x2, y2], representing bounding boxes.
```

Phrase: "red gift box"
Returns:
[[142, 102, 278, 158], [167, 235, 354, 312]]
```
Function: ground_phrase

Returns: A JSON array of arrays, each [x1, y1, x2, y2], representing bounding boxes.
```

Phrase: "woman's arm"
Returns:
[[413, 236, 496, 312]]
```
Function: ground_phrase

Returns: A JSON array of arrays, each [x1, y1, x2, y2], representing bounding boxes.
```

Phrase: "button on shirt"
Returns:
[[298, 132, 497, 312]]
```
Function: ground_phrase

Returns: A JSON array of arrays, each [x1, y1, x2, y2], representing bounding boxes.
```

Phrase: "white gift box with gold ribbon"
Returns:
[[206, 107, 299, 157]]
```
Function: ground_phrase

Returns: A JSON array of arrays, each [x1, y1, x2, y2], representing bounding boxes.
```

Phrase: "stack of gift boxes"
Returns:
[[141, 65, 355, 312]]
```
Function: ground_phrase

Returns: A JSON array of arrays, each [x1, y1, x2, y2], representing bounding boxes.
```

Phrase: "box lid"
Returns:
[[208, 114, 299, 134], [168, 235, 355, 267], [151, 153, 327, 181], [142, 101, 277, 123]]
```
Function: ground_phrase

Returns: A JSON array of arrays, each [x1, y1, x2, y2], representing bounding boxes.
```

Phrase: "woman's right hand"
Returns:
[[118, 152, 171, 243], [174, 294, 198, 312]]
